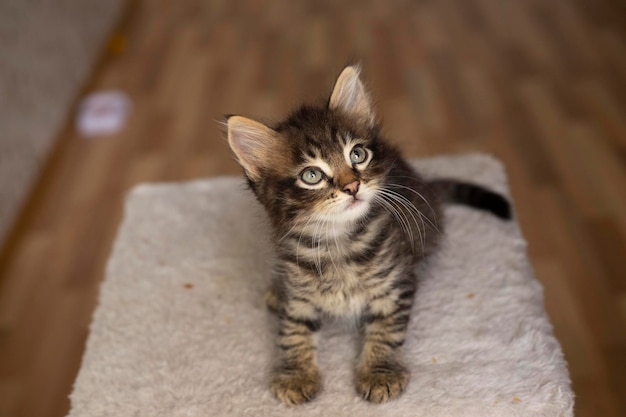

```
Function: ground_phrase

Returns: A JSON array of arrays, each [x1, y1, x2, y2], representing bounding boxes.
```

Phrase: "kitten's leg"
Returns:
[[270, 300, 322, 405], [356, 281, 415, 403]]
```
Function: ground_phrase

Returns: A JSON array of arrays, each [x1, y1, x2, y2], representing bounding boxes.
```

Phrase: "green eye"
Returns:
[[350, 146, 368, 164], [300, 167, 324, 185]]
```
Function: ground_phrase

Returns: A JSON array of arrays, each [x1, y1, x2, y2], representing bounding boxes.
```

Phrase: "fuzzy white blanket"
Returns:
[[67, 154, 574, 417]]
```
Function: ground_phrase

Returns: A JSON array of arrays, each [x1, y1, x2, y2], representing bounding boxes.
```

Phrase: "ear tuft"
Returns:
[[227, 116, 278, 180], [329, 65, 376, 126]]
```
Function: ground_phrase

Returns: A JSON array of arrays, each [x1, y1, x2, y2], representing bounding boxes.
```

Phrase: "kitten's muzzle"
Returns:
[[342, 180, 360, 196]]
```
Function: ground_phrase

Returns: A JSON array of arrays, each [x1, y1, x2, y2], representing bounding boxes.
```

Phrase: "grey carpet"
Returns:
[[67, 154, 573, 417], [0, 0, 125, 247]]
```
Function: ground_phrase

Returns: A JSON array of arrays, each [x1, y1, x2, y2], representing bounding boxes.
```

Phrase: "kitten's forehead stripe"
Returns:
[[330, 126, 337, 142], [343, 131, 352, 145]]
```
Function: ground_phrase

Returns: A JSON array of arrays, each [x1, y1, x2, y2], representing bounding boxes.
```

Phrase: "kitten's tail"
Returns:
[[428, 179, 512, 220]]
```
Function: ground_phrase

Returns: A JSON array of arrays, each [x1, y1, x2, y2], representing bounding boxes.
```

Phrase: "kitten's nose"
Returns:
[[342, 180, 360, 196]]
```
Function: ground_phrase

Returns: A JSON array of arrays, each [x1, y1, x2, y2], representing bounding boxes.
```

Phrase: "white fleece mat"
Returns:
[[67, 154, 574, 417]]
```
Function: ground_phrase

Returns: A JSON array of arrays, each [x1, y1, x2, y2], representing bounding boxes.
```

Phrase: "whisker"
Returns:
[[327, 219, 340, 275], [296, 214, 316, 276], [377, 191, 419, 253], [373, 195, 415, 253], [387, 183, 440, 231], [278, 218, 304, 242], [312, 216, 324, 277], [378, 189, 424, 252], [382, 186, 439, 233]]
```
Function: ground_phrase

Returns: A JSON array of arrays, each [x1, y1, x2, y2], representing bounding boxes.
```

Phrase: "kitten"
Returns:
[[226, 66, 511, 405]]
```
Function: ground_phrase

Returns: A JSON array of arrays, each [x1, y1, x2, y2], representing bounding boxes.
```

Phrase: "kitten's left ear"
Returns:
[[226, 115, 280, 181], [329, 65, 376, 126]]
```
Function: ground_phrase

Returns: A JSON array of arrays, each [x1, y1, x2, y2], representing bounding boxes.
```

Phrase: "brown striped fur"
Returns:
[[226, 66, 508, 405]]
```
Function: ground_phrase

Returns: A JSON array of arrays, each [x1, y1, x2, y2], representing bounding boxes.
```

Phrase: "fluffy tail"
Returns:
[[428, 179, 512, 220]]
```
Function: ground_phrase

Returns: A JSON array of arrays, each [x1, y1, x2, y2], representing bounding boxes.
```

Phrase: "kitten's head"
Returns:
[[227, 66, 399, 229]]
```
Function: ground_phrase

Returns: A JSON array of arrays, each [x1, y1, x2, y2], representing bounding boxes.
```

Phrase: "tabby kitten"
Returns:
[[226, 66, 510, 405]]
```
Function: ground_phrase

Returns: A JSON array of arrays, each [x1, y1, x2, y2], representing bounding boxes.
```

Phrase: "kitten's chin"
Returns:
[[331, 198, 371, 224]]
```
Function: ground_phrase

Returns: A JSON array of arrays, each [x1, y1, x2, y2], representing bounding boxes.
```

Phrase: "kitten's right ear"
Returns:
[[329, 65, 376, 127], [226, 115, 279, 180]]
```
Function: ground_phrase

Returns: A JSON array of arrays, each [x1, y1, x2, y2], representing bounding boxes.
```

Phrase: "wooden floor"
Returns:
[[1, 0, 626, 416]]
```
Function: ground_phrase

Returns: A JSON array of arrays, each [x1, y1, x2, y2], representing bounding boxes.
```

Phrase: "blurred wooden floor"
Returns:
[[1, 0, 626, 416]]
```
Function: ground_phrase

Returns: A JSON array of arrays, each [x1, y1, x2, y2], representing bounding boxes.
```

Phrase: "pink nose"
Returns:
[[342, 180, 360, 196]]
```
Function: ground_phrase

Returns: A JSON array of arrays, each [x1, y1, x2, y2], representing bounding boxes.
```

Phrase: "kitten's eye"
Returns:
[[300, 167, 324, 185], [350, 146, 368, 164]]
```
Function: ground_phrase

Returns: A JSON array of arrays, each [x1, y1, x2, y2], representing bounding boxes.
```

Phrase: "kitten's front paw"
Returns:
[[356, 363, 409, 403], [271, 367, 321, 405]]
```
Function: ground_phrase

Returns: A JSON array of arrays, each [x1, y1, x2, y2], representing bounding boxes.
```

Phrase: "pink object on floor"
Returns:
[[76, 90, 131, 137]]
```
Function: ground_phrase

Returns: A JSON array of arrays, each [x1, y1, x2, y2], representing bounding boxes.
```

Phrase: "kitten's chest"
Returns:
[[280, 216, 399, 316], [313, 264, 369, 316], [302, 237, 390, 316]]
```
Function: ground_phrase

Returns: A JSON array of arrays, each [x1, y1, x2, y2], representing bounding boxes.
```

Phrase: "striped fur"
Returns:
[[226, 66, 509, 405]]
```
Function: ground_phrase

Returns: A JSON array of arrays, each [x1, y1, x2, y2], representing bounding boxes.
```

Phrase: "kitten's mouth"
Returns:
[[346, 197, 363, 209]]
